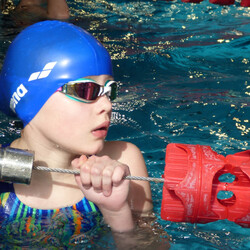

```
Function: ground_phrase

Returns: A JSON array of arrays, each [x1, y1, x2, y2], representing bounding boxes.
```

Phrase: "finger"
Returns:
[[79, 155, 88, 164], [76, 155, 91, 188], [71, 155, 88, 169], [90, 162, 103, 192], [80, 161, 92, 189], [71, 158, 80, 169], [102, 166, 113, 196], [112, 164, 130, 186]]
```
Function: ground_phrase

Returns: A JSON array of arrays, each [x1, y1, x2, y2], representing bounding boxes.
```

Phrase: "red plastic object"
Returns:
[[240, 0, 250, 6], [209, 0, 235, 5], [161, 143, 250, 227]]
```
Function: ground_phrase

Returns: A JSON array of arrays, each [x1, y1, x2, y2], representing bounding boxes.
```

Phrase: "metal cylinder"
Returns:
[[0, 147, 34, 184]]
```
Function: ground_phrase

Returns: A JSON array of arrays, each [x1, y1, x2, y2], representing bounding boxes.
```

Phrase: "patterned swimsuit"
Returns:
[[0, 167, 103, 247]]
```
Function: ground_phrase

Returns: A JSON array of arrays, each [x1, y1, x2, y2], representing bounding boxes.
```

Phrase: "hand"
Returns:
[[72, 155, 131, 212]]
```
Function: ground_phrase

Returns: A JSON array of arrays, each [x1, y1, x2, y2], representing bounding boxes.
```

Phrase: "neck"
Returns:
[[11, 126, 85, 209], [11, 127, 81, 171]]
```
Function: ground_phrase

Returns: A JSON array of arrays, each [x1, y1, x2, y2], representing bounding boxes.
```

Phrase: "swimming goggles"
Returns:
[[59, 78, 117, 103]]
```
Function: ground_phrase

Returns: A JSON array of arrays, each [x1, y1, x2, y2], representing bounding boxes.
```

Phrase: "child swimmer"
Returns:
[[0, 20, 154, 244]]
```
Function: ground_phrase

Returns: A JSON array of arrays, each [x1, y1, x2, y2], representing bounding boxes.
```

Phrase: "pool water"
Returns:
[[0, 0, 249, 249]]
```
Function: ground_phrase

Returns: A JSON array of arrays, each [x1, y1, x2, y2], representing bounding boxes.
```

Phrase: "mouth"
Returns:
[[93, 121, 110, 131], [92, 121, 110, 138]]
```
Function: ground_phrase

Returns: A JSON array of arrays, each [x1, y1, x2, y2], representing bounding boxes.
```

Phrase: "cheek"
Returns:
[[55, 112, 87, 138], [32, 94, 105, 155], [36, 94, 91, 141]]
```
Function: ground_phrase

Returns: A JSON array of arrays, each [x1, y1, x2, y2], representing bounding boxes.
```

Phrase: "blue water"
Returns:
[[0, 0, 250, 249]]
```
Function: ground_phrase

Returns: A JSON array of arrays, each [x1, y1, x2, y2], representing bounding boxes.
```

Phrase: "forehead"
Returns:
[[83, 75, 114, 85]]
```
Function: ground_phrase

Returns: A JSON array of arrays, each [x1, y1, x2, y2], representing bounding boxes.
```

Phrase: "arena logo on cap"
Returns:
[[9, 61, 58, 113], [28, 61, 57, 82], [10, 84, 28, 113]]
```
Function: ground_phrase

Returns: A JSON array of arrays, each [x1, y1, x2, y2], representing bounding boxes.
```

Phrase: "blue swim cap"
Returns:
[[0, 20, 113, 126]]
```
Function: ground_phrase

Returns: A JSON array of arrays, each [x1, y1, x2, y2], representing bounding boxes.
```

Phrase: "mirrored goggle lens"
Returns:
[[74, 81, 100, 101], [68, 80, 117, 101]]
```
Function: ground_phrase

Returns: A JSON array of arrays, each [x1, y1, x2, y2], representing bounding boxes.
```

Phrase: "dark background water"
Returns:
[[0, 0, 249, 249]]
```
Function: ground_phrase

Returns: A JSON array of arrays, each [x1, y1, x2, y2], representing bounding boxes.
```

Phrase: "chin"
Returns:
[[82, 141, 105, 156]]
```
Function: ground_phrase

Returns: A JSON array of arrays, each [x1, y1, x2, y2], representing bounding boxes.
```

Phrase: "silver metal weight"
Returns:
[[0, 147, 34, 184]]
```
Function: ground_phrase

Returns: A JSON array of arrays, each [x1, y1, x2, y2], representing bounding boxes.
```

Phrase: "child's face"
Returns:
[[29, 74, 113, 156]]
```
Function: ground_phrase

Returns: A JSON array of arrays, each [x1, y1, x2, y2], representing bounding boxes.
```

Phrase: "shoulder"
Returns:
[[100, 141, 146, 176], [100, 141, 142, 162]]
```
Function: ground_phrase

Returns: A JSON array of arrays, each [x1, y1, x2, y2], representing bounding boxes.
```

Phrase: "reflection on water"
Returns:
[[0, 0, 250, 249]]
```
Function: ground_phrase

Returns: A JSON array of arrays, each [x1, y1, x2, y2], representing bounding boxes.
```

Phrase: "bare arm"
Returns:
[[72, 141, 152, 232], [98, 142, 171, 248], [73, 155, 135, 232], [69, 141, 170, 247], [100, 141, 153, 214]]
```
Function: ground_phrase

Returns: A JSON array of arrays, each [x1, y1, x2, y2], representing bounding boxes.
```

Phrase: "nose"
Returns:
[[96, 94, 112, 114]]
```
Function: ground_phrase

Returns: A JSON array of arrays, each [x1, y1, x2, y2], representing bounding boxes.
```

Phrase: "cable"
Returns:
[[33, 166, 165, 183]]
